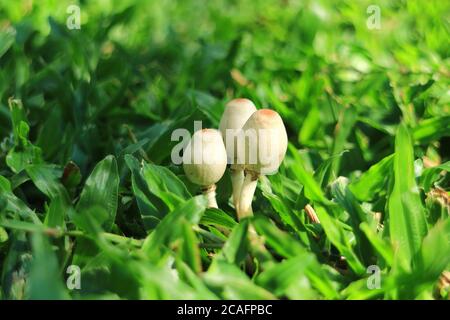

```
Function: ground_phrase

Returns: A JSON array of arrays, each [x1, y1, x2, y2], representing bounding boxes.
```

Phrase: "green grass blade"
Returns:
[[76, 155, 119, 232], [388, 123, 428, 268]]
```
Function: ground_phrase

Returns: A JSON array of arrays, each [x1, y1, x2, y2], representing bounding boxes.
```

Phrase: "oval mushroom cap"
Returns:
[[183, 129, 227, 186], [219, 98, 257, 165], [241, 109, 288, 175]]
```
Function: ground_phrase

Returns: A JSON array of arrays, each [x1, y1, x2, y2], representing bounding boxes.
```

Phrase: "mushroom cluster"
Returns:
[[182, 98, 288, 221]]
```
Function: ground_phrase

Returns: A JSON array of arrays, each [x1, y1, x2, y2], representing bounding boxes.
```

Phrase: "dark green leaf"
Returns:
[[76, 155, 119, 232]]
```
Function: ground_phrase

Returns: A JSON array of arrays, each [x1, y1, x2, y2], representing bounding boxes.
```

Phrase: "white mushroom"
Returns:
[[238, 109, 288, 219], [219, 98, 257, 211], [183, 129, 227, 208]]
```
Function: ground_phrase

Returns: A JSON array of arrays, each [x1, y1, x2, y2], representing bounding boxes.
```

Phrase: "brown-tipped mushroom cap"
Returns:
[[242, 109, 288, 175], [183, 129, 227, 187]]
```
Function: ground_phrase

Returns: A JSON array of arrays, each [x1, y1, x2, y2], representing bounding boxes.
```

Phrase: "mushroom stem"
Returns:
[[230, 165, 244, 210], [202, 184, 218, 208], [238, 171, 259, 220]]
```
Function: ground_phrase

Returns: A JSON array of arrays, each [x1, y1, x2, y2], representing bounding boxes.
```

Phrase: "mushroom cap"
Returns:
[[183, 129, 227, 186], [241, 109, 288, 175], [219, 98, 257, 164]]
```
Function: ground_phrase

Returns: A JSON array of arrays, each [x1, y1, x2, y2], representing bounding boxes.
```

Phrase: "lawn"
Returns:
[[0, 0, 449, 300]]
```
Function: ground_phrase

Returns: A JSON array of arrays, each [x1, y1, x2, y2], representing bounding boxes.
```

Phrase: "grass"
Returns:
[[0, 0, 449, 300]]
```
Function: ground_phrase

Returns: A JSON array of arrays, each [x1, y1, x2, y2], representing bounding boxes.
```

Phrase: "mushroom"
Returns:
[[238, 109, 288, 219], [219, 98, 257, 211], [183, 128, 227, 208]]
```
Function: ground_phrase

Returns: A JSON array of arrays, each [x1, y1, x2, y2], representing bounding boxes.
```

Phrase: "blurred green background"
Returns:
[[1, 0, 448, 170], [0, 0, 449, 300]]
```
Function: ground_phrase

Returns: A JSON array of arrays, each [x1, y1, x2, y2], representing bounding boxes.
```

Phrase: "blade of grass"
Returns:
[[388, 123, 427, 269]]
